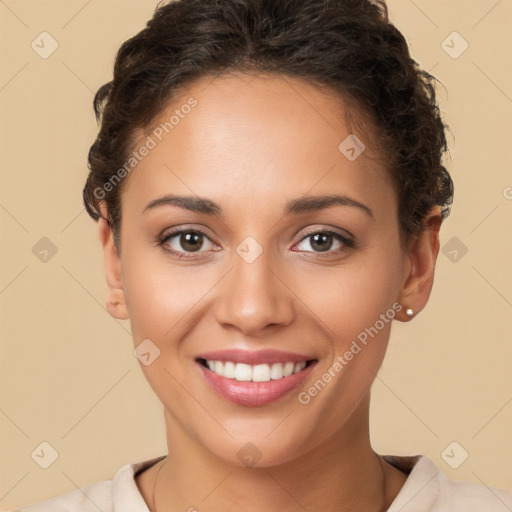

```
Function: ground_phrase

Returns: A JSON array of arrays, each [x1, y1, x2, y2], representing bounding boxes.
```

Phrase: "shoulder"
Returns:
[[435, 469, 512, 511], [15, 479, 113, 512], [14, 455, 165, 512], [384, 453, 512, 512]]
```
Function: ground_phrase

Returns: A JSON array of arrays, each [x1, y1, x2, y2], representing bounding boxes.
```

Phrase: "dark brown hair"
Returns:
[[83, 0, 453, 251]]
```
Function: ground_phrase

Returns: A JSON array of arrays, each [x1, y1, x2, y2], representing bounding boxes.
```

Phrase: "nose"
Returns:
[[213, 245, 295, 336]]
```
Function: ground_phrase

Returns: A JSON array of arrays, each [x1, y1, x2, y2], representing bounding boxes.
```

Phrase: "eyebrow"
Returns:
[[143, 193, 373, 218]]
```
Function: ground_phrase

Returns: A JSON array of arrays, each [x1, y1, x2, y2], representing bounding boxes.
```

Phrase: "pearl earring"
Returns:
[[405, 308, 414, 317]]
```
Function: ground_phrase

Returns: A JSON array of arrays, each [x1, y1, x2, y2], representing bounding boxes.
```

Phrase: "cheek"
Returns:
[[302, 248, 402, 344], [121, 247, 214, 342], [292, 250, 402, 425]]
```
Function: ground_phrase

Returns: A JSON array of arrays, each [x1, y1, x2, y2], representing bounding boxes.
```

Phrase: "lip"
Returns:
[[197, 359, 317, 407], [196, 348, 315, 365]]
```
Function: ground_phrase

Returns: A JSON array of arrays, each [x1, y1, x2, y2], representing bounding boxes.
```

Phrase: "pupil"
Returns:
[[181, 231, 202, 252], [311, 233, 332, 252]]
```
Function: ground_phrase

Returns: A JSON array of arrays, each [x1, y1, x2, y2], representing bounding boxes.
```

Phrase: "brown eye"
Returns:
[[178, 231, 204, 252], [309, 232, 335, 252], [294, 230, 353, 254], [158, 229, 217, 256]]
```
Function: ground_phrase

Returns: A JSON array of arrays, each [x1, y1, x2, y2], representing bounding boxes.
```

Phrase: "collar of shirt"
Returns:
[[112, 453, 433, 511]]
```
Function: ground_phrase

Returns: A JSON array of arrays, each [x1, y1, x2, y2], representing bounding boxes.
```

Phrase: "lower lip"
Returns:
[[197, 361, 316, 407]]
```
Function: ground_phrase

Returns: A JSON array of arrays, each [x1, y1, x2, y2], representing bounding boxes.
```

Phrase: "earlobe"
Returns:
[[98, 204, 129, 321], [397, 208, 442, 322]]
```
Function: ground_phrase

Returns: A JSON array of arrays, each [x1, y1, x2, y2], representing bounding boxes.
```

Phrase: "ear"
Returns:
[[98, 203, 129, 320], [397, 207, 442, 322]]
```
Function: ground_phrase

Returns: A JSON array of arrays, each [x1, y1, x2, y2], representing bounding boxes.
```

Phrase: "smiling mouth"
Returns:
[[197, 358, 317, 382]]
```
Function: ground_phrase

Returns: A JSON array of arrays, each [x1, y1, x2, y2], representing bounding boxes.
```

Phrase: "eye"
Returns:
[[158, 228, 218, 257], [293, 229, 353, 254], [157, 227, 354, 259]]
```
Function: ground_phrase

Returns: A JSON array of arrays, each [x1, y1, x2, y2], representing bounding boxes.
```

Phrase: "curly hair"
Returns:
[[83, 0, 453, 251]]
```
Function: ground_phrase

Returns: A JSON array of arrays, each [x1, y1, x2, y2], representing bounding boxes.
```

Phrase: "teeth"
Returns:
[[293, 361, 307, 374], [283, 361, 295, 376], [252, 363, 271, 382], [270, 363, 284, 379], [234, 363, 252, 381], [223, 361, 236, 378], [214, 360, 223, 374], [203, 360, 309, 381]]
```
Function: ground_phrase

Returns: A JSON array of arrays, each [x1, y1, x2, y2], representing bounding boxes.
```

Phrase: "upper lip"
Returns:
[[196, 349, 316, 365]]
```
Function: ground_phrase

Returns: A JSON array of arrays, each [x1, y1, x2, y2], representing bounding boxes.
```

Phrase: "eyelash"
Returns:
[[157, 227, 355, 259]]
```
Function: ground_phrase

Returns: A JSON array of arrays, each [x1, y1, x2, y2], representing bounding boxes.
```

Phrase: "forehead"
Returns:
[[122, 72, 394, 216]]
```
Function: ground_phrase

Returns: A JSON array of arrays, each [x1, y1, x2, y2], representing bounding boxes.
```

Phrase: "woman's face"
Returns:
[[101, 72, 425, 466]]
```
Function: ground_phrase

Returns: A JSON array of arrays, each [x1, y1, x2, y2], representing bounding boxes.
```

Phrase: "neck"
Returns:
[[147, 394, 404, 512]]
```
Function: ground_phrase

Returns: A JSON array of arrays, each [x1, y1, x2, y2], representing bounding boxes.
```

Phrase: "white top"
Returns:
[[16, 454, 512, 511]]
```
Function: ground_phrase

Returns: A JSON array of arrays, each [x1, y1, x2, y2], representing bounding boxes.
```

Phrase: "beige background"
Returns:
[[1, 0, 511, 509]]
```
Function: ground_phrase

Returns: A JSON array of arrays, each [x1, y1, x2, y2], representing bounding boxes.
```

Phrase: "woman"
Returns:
[[17, 0, 511, 510]]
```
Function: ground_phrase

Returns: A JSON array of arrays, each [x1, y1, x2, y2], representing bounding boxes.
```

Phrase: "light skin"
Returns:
[[98, 72, 441, 511]]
